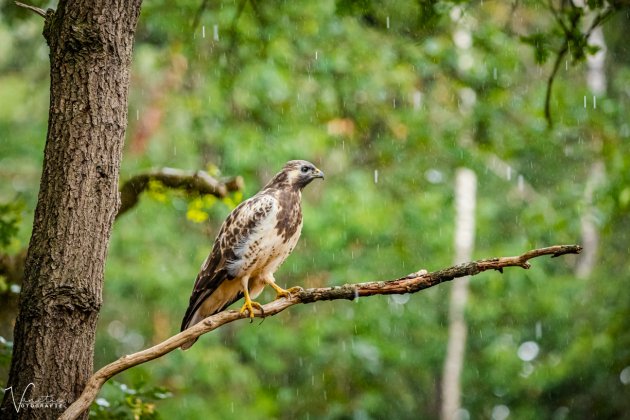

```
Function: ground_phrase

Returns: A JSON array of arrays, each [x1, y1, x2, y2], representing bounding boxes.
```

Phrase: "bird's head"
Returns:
[[270, 160, 324, 190]]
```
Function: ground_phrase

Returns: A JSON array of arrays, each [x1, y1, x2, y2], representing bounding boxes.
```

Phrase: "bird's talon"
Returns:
[[273, 285, 303, 300], [239, 300, 263, 319], [275, 291, 289, 300]]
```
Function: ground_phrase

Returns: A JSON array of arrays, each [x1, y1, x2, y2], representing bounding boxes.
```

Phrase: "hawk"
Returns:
[[180, 160, 324, 349]]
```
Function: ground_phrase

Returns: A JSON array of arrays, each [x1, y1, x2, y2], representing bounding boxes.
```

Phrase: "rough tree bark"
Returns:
[[1, 1, 142, 419]]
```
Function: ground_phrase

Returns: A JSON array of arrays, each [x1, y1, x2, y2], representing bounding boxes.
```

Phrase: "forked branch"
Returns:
[[59, 244, 581, 420]]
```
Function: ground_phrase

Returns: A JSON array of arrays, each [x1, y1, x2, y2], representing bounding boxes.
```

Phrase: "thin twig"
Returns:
[[585, 8, 615, 39], [58, 244, 582, 420], [14, 1, 46, 18], [544, 41, 568, 128], [191, 0, 209, 32], [547, 0, 569, 35], [543, 3, 617, 127], [227, 0, 249, 53]]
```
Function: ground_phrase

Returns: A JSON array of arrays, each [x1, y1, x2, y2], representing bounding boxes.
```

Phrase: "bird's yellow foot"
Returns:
[[270, 283, 303, 300], [239, 287, 264, 321], [239, 297, 263, 320]]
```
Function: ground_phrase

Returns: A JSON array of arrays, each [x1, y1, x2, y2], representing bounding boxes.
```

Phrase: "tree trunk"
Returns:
[[575, 25, 607, 280], [1, 1, 142, 419], [441, 168, 477, 420]]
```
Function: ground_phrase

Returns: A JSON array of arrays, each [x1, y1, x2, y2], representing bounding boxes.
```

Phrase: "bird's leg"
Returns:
[[268, 281, 303, 300], [239, 287, 263, 320]]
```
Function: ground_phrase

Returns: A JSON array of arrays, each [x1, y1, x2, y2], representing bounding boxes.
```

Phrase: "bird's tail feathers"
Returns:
[[180, 270, 232, 350]]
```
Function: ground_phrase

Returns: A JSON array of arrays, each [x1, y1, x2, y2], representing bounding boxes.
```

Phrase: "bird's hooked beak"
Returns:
[[313, 168, 325, 180]]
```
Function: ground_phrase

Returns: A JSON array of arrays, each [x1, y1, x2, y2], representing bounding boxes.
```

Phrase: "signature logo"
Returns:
[[3, 383, 66, 412]]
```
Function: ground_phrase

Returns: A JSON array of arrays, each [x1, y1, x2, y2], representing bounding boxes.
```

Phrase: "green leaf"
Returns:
[[520, 33, 551, 64]]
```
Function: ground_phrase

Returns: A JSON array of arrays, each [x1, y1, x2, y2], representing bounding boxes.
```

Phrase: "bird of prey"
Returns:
[[180, 160, 324, 349]]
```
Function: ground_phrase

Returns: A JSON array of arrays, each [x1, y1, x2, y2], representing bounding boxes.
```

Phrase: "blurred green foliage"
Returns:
[[0, 200, 23, 251], [90, 380, 173, 420], [1, 0, 630, 418], [0, 337, 12, 368]]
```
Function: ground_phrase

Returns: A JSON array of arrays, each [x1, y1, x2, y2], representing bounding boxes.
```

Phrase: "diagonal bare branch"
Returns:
[[59, 244, 582, 420]]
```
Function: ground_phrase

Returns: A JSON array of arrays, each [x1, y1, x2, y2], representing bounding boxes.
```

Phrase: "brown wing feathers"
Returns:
[[179, 160, 323, 350], [179, 195, 275, 332]]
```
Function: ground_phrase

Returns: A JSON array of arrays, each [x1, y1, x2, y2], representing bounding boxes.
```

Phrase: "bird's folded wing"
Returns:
[[180, 193, 278, 331]]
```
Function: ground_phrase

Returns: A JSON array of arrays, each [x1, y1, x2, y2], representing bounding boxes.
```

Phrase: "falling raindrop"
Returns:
[[506, 166, 512, 181], [593, 95, 596, 109], [136, 109, 139, 121], [583, 95, 587, 108], [517, 174, 524, 193], [412, 90, 422, 110], [315, 50, 318, 60], [202, 25, 206, 39], [213, 24, 219, 41], [535, 321, 542, 339], [493, 67, 497, 80], [386, 16, 390, 29], [374, 169, 379, 184]]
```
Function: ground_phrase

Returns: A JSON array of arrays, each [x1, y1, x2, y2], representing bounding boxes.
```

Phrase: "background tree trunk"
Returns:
[[575, 24, 607, 280], [441, 168, 477, 420], [1, 1, 142, 419]]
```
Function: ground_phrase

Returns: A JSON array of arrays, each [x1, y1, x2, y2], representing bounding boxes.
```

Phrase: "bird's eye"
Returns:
[[300, 166, 309, 173]]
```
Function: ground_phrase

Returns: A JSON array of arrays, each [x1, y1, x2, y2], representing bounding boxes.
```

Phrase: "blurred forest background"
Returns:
[[1, 0, 629, 418]]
